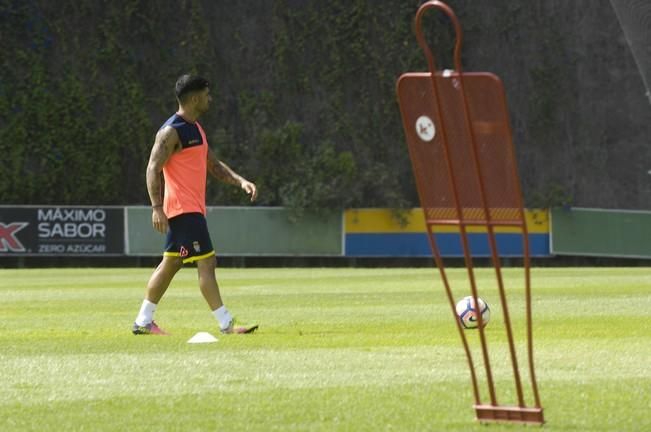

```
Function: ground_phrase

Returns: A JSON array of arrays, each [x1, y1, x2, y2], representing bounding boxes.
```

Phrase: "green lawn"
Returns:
[[0, 267, 649, 431]]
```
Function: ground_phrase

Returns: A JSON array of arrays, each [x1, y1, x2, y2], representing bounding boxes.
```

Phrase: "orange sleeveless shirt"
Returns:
[[160, 113, 208, 218]]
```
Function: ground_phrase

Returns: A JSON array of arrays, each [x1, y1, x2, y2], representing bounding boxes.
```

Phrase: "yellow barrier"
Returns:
[[345, 208, 549, 234]]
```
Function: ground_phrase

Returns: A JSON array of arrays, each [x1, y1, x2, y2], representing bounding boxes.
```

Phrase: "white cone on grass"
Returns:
[[187, 332, 218, 344]]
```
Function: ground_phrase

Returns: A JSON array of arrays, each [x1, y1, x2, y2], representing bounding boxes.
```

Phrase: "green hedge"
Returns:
[[1, 0, 648, 211]]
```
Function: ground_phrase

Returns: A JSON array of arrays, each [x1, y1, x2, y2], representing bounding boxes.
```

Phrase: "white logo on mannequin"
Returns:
[[415, 116, 435, 142]]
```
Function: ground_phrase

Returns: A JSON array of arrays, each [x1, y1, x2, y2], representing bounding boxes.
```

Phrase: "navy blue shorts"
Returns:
[[163, 213, 215, 264]]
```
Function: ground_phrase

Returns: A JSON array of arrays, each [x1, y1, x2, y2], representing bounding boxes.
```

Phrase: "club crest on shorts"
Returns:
[[193, 241, 200, 252], [180, 246, 189, 258]]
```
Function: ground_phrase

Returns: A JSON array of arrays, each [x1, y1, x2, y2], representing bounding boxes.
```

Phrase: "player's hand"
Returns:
[[240, 179, 258, 202], [152, 207, 168, 233]]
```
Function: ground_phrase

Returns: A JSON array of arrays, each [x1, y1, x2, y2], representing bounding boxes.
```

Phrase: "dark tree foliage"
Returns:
[[1, 0, 649, 211]]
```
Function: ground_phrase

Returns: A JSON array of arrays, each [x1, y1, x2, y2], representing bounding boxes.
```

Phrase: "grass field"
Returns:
[[0, 266, 649, 431]]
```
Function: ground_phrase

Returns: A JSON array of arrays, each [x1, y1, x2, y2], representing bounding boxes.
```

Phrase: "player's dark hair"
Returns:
[[175, 74, 210, 102]]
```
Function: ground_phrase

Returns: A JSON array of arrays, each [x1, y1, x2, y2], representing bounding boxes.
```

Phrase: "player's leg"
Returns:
[[145, 255, 184, 304], [133, 256, 182, 335], [133, 213, 186, 335], [195, 254, 258, 334], [196, 254, 223, 310]]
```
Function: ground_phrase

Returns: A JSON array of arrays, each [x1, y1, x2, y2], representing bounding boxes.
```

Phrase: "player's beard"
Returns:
[[198, 101, 210, 115]]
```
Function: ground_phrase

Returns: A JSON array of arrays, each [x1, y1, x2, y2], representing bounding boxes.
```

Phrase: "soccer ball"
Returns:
[[455, 296, 490, 329]]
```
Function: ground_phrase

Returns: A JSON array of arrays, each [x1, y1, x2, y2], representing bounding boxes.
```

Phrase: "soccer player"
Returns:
[[132, 74, 258, 335]]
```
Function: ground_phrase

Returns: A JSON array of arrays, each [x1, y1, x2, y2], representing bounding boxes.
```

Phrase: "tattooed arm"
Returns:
[[207, 147, 258, 201], [146, 126, 180, 233]]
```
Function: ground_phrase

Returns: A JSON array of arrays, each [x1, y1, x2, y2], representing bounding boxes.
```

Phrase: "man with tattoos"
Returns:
[[132, 74, 258, 335]]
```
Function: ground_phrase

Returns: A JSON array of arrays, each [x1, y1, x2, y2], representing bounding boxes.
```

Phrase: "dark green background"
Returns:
[[1, 0, 649, 213], [126, 206, 342, 255], [551, 207, 651, 258]]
